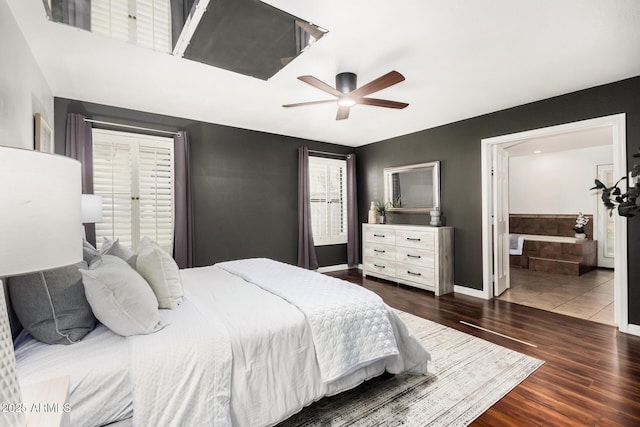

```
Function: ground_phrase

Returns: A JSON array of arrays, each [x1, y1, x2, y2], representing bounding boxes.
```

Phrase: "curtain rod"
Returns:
[[308, 149, 349, 158], [84, 119, 180, 136]]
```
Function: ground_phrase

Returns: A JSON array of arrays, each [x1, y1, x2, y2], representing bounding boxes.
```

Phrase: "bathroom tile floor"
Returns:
[[497, 267, 615, 325]]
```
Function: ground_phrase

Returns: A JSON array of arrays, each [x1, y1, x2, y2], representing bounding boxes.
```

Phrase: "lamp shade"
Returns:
[[0, 147, 83, 276], [81, 194, 103, 223]]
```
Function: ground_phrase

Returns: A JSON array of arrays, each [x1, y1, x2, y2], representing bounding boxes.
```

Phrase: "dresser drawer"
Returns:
[[396, 263, 435, 286], [395, 230, 435, 250], [364, 260, 395, 277], [395, 247, 435, 268], [363, 243, 396, 262], [364, 228, 396, 245]]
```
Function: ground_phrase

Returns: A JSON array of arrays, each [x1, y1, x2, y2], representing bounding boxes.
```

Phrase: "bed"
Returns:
[[14, 258, 429, 426]]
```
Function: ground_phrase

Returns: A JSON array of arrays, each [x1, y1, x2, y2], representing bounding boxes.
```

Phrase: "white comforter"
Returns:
[[16, 261, 430, 427], [217, 258, 400, 382], [128, 298, 232, 427]]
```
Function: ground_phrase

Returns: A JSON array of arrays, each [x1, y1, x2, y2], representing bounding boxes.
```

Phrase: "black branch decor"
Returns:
[[591, 146, 640, 217]]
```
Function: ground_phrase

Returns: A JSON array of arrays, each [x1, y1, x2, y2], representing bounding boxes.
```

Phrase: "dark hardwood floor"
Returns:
[[327, 269, 640, 426]]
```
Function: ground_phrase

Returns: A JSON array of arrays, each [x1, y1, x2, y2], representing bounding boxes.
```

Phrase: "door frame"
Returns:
[[596, 164, 615, 268], [480, 114, 629, 333]]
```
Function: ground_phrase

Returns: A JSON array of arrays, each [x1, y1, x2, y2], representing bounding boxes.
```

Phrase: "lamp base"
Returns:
[[0, 282, 25, 427]]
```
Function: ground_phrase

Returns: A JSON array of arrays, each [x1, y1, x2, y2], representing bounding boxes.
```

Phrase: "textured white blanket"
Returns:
[[217, 258, 400, 382], [128, 298, 232, 427]]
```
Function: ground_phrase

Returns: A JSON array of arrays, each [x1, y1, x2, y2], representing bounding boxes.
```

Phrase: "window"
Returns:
[[309, 156, 347, 245], [92, 128, 174, 253], [92, 0, 172, 53]]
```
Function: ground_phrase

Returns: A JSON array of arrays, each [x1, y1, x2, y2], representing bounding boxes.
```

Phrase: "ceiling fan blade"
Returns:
[[350, 71, 405, 98], [356, 98, 409, 109], [282, 99, 337, 108], [298, 75, 343, 97], [336, 106, 350, 120]]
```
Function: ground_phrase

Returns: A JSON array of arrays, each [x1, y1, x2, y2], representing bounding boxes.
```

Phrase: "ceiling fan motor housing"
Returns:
[[336, 72, 357, 94]]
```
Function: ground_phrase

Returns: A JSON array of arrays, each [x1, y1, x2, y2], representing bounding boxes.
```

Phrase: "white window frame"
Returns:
[[92, 128, 175, 253], [308, 156, 348, 246]]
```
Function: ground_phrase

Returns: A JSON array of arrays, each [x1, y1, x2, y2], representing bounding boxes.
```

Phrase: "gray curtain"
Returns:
[[52, 0, 91, 31], [65, 114, 95, 246], [346, 154, 359, 267], [173, 131, 194, 269], [297, 147, 318, 270]]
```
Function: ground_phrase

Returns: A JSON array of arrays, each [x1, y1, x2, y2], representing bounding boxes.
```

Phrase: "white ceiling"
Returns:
[[505, 126, 612, 157], [7, 0, 640, 147]]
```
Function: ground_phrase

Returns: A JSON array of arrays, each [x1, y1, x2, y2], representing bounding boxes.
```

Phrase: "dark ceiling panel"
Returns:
[[184, 0, 300, 80]]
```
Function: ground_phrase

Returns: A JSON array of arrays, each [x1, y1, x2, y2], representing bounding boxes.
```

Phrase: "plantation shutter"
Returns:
[[92, 132, 135, 249], [136, 0, 172, 52], [91, 0, 172, 53], [91, 0, 130, 43], [308, 157, 347, 245], [92, 129, 174, 253], [137, 139, 174, 253]]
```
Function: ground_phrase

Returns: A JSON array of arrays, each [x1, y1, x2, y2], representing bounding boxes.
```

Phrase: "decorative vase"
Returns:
[[368, 202, 377, 224], [430, 207, 442, 227], [574, 232, 586, 240], [378, 215, 386, 224]]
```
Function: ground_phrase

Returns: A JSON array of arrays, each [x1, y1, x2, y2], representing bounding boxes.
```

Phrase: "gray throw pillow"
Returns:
[[83, 239, 99, 264], [8, 262, 97, 345], [100, 237, 137, 267]]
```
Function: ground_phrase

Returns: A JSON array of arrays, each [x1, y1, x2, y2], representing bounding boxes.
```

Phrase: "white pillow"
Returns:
[[79, 255, 165, 336], [136, 237, 184, 309]]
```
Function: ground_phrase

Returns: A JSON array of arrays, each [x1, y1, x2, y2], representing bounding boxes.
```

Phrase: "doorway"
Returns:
[[480, 114, 630, 333]]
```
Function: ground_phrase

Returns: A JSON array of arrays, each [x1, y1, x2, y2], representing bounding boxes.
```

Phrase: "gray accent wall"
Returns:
[[54, 98, 352, 268], [56, 75, 640, 324], [354, 76, 640, 324]]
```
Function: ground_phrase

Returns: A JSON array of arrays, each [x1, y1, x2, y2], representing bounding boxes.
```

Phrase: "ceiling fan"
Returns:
[[282, 71, 409, 120]]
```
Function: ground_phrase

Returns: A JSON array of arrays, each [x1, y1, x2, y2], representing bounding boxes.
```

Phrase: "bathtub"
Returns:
[[518, 234, 582, 244]]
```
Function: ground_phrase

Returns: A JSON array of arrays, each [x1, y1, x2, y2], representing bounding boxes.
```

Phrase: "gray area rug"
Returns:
[[280, 310, 544, 426]]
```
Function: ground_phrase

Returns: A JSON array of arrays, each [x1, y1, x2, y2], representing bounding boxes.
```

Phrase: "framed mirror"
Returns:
[[384, 161, 440, 213]]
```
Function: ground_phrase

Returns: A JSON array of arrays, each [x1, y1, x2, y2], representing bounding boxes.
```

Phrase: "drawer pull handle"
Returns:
[[374, 249, 386, 253], [406, 237, 421, 242], [407, 254, 421, 259], [374, 234, 386, 238], [407, 271, 422, 276], [374, 264, 386, 269]]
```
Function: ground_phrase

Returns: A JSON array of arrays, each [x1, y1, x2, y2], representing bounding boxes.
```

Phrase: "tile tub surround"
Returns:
[[510, 214, 593, 239], [510, 239, 597, 276], [509, 214, 596, 276]]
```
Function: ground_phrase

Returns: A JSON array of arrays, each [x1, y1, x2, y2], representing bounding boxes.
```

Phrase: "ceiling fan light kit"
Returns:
[[283, 70, 409, 120]]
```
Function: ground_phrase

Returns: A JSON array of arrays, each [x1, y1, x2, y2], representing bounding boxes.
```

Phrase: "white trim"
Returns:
[[317, 264, 350, 273], [454, 285, 489, 299], [623, 324, 640, 337], [480, 114, 629, 333]]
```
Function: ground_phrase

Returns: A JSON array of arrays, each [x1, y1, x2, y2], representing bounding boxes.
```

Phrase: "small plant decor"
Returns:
[[373, 200, 388, 224], [390, 196, 402, 208], [591, 146, 640, 217], [374, 200, 388, 217], [572, 212, 589, 234]]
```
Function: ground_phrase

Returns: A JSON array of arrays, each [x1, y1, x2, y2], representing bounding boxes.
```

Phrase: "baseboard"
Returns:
[[317, 264, 352, 273], [454, 285, 490, 300], [621, 323, 640, 337]]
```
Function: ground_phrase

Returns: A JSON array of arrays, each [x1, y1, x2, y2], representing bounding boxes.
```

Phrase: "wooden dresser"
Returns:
[[362, 224, 454, 296]]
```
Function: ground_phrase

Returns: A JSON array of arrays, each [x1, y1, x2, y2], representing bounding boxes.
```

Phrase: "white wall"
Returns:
[[0, 0, 53, 149], [509, 145, 613, 215]]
